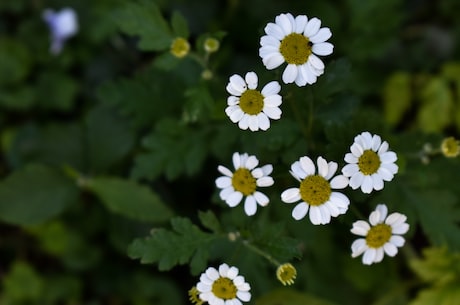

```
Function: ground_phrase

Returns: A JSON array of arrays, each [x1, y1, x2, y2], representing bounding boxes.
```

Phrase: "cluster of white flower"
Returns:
[[199, 12, 410, 305]]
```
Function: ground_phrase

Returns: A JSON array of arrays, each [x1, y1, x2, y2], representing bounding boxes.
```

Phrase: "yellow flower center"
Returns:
[[232, 168, 257, 196], [170, 37, 190, 58], [279, 33, 312, 65], [212, 277, 237, 300], [441, 137, 460, 158], [358, 150, 381, 175], [239, 89, 264, 115], [366, 223, 392, 248], [276, 263, 297, 286], [299, 175, 331, 206]]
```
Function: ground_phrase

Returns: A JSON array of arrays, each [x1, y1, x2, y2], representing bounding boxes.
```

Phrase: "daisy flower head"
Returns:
[[281, 156, 350, 225], [216, 152, 274, 216], [342, 132, 398, 194], [259, 13, 334, 86], [42, 7, 78, 55], [197, 263, 251, 305], [225, 72, 282, 131], [351, 204, 409, 265]]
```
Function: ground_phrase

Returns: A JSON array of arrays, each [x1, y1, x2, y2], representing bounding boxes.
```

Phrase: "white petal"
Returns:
[[281, 188, 301, 203], [371, 134, 382, 151], [282, 64, 298, 84], [264, 95, 282, 107], [200, 273, 214, 285], [197, 282, 211, 293], [350, 143, 364, 157], [245, 155, 259, 170], [275, 13, 293, 35], [291, 161, 307, 180], [260, 164, 273, 175], [299, 156, 316, 175], [304, 17, 321, 37], [254, 191, 269, 206], [229, 74, 247, 94], [310, 27, 332, 43], [317, 156, 329, 177], [237, 291, 251, 302], [232, 152, 242, 169], [329, 192, 350, 209], [227, 96, 239, 106], [325, 161, 338, 180], [371, 174, 384, 191], [361, 175, 374, 193], [390, 235, 405, 247], [392, 223, 410, 235], [375, 204, 388, 221], [325, 200, 340, 217], [294, 69, 308, 87], [263, 106, 282, 120], [245, 72, 258, 90], [292, 202, 308, 220], [312, 42, 334, 56], [261, 81, 281, 96], [244, 196, 257, 216], [342, 163, 359, 177], [216, 176, 232, 188], [257, 176, 274, 187], [248, 115, 259, 131], [378, 166, 394, 181], [206, 267, 219, 280], [349, 172, 364, 189], [265, 23, 285, 40], [257, 113, 271, 130], [227, 266, 239, 279], [351, 238, 367, 257], [262, 53, 285, 70], [319, 204, 331, 224], [385, 213, 407, 227], [260, 35, 281, 47], [219, 187, 234, 200], [226, 191, 243, 207], [381, 162, 398, 175], [307, 54, 325, 70], [351, 220, 371, 236], [309, 205, 322, 225], [378, 141, 389, 154], [294, 15, 308, 33], [384, 243, 398, 257], [344, 153, 358, 164], [238, 115, 249, 130], [375, 248, 385, 263], [380, 151, 397, 163], [330, 175, 348, 189], [229, 108, 244, 123], [369, 210, 382, 226], [218, 165, 233, 177], [363, 248, 377, 265], [219, 263, 229, 277]]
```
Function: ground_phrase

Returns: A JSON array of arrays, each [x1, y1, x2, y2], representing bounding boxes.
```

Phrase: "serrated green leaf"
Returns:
[[171, 11, 189, 38], [417, 77, 453, 133], [409, 281, 460, 305], [113, 0, 173, 51], [85, 105, 135, 173], [184, 84, 214, 123], [128, 217, 217, 274], [409, 247, 460, 285], [256, 288, 338, 305], [131, 118, 210, 181], [0, 164, 79, 226], [87, 177, 173, 223], [198, 210, 221, 233], [383, 72, 412, 126]]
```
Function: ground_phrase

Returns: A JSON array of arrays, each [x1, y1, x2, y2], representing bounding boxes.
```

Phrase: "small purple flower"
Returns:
[[42, 8, 78, 55]]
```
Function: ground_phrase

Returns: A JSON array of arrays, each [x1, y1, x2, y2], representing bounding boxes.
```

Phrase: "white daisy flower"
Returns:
[[216, 152, 274, 216], [225, 72, 282, 131], [281, 156, 350, 225], [342, 132, 399, 194], [259, 13, 334, 86], [197, 263, 251, 305], [42, 8, 78, 55], [351, 204, 409, 265]]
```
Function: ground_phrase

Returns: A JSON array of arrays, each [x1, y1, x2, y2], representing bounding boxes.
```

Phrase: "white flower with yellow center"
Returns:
[[259, 13, 333, 86], [225, 72, 282, 131], [342, 132, 398, 194], [216, 152, 274, 216], [281, 156, 350, 225], [197, 263, 251, 305], [351, 204, 409, 265]]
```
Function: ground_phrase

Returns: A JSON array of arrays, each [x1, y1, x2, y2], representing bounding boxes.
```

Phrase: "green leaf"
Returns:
[[417, 77, 454, 133], [409, 282, 460, 305], [0, 37, 30, 86], [0, 86, 35, 110], [128, 217, 216, 274], [409, 247, 460, 285], [0, 164, 79, 226], [198, 210, 222, 233], [87, 177, 173, 223], [383, 72, 412, 126], [131, 118, 210, 181], [153, 52, 180, 70], [183, 83, 214, 123], [35, 71, 78, 111], [3, 261, 44, 302], [85, 105, 135, 173], [113, 0, 173, 51], [171, 11, 189, 38], [256, 288, 338, 305]]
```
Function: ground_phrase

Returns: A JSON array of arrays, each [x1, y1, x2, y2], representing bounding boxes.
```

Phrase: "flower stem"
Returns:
[[241, 240, 280, 266]]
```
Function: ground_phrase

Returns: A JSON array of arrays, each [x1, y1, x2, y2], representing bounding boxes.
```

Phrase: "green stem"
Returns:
[[241, 240, 280, 266]]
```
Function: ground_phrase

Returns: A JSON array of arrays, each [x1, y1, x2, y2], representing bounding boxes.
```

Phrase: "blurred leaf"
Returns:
[[128, 217, 217, 274], [0, 37, 30, 86], [113, 0, 173, 51], [132, 118, 210, 181], [35, 71, 78, 111], [0, 164, 78, 226], [171, 11, 189, 38], [198, 210, 222, 233], [3, 261, 44, 302], [0, 86, 34, 110], [383, 72, 412, 126], [256, 288, 337, 305], [417, 77, 453, 133], [87, 177, 173, 223], [85, 105, 135, 173], [153, 52, 181, 70], [183, 83, 214, 123], [409, 247, 460, 305]]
